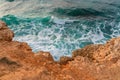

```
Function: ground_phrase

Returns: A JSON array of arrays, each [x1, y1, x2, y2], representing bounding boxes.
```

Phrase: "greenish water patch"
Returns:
[[53, 8, 104, 17], [6, 0, 14, 2]]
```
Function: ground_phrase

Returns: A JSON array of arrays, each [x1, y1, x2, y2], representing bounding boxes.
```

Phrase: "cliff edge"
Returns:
[[0, 21, 120, 80]]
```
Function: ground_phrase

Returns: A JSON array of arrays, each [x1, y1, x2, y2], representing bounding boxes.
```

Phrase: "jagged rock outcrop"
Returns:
[[0, 21, 120, 80], [0, 21, 14, 41]]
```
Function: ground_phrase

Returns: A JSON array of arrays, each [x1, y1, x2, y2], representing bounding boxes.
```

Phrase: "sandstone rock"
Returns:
[[0, 57, 21, 77], [35, 51, 54, 62], [0, 21, 14, 41], [72, 44, 102, 61], [93, 37, 120, 61], [59, 56, 73, 64]]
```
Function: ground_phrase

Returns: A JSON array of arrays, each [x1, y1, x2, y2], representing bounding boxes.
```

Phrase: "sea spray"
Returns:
[[1, 14, 120, 60]]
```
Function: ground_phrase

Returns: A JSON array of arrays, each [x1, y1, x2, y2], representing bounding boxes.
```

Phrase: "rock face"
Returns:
[[0, 21, 120, 80], [0, 21, 14, 41]]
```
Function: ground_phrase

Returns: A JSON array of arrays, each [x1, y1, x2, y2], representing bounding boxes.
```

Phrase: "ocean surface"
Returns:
[[0, 0, 120, 60]]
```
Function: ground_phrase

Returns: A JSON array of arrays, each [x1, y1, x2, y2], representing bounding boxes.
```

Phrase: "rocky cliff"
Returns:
[[0, 21, 120, 80]]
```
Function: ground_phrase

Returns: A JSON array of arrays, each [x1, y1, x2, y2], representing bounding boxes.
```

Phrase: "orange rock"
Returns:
[[0, 21, 14, 41], [93, 37, 120, 61], [72, 44, 102, 61], [59, 56, 73, 64]]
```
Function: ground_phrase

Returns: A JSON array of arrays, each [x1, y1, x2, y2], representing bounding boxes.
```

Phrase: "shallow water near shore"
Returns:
[[0, 0, 120, 60]]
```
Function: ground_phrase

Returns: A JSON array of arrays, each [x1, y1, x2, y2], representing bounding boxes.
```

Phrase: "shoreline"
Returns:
[[0, 21, 120, 80]]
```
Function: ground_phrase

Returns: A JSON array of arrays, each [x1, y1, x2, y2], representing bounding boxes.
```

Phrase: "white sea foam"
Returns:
[[11, 17, 115, 60], [1, 0, 120, 60]]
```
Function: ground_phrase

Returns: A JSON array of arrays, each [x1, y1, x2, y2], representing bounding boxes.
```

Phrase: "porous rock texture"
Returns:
[[0, 21, 120, 80], [0, 21, 14, 41]]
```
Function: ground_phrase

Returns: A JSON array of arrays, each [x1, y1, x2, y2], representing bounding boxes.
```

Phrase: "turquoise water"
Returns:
[[0, 0, 120, 60]]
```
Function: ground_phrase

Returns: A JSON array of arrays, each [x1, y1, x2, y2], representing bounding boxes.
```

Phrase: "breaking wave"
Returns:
[[0, 0, 120, 60]]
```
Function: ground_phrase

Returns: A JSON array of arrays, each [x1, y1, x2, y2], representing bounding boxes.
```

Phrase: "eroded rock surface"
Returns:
[[0, 21, 120, 80], [0, 21, 14, 41]]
